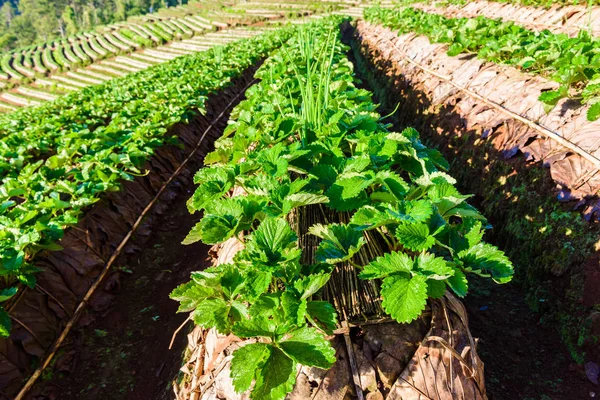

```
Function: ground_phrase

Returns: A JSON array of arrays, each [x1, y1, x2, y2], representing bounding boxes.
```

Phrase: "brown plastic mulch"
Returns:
[[411, 0, 600, 37], [0, 66, 260, 398], [173, 233, 486, 400], [353, 20, 600, 212]]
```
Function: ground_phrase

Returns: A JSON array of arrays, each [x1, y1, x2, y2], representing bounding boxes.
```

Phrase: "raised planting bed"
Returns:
[[169, 16, 513, 400], [409, 0, 600, 37], [0, 28, 294, 398], [347, 14, 600, 382]]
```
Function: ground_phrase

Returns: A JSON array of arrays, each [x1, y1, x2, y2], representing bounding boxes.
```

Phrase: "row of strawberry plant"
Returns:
[[412, 0, 600, 7], [0, 26, 294, 337], [171, 16, 513, 400], [364, 6, 600, 121], [0, 24, 281, 182]]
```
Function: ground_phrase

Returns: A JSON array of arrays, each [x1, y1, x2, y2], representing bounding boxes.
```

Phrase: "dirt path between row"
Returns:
[[464, 278, 596, 400], [21, 66, 260, 399], [28, 181, 209, 400]]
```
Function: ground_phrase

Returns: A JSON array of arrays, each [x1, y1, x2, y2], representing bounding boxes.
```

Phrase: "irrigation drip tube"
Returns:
[[380, 36, 600, 171], [14, 77, 258, 400]]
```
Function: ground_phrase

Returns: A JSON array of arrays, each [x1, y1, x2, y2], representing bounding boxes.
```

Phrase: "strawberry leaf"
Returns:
[[307, 301, 338, 333], [415, 253, 454, 280], [251, 347, 297, 400], [309, 223, 366, 264], [447, 267, 468, 297], [458, 243, 514, 283], [395, 222, 435, 251], [278, 326, 336, 368], [587, 101, 600, 121], [380, 273, 428, 324], [0, 309, 10, 338], [359, 251, 413, 280], [230, 343, 270, 393]]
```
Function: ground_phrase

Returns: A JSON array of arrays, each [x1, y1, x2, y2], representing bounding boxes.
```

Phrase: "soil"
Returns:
[[28, 182, 210, 400], [464, 278, 597, 400]]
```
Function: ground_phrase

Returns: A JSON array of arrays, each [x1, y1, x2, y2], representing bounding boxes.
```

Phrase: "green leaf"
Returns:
[[427, 182, 466, 202], [447, 267, 468, 297], [0, 309, 10, 338], [293, 273, 331, 300], [243, 218, 300, 267], [309, 223, 366, 264], [243, 270, 272, 301], [447, 43, 464, 57], [374, 170, 410, 200], [188, 166, 235, 212], [325, 183, 369, 212], [464, 221, 484, 248], [221, 267, 245, 298], [230, 343, 270, 393], [0, 287, 18, 303], [184, 213, 240, 245], [388, 200, 433, 223], [415, 253, 453, 280], [170, 281, 216, 313], [458, 243, 514, 283], [380, 273, 428, 324], [281, 291, 307, 326], [427, 280, 446, 299], [395, 223, 435, 251], [307, 301, 338, 333], [538, 88, 566, 106], [334, 172, 373, 200], [435, 197, 484, 220], [359, 251, 413, 280], [342, 155, 371, 173], [193, 298, 234, 334], [350, 205, 396, 231], [252, 347, 297, 400], [282, 193, 329, 214], [310, 163, 338, 189], [278, 326, 336, 368], [518, 56, 536, 69], [587, 101, 600, 121], [233, 316, 277, 338]]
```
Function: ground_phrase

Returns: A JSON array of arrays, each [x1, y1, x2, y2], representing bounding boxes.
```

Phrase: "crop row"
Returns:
[[365, 6, 600, 120], [0, 10, 230, 82], [408, 0, 600, 7], [0, 26, 295, 336], [171, 16, 513, 400]]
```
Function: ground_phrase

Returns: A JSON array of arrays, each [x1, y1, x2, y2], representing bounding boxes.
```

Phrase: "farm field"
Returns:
[[1, 1, 600, 399]]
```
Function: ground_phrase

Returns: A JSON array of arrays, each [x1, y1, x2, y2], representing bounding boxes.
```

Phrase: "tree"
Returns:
[[62, 5, 78, 35], [0, 33, 17, 51], [9, 15, 36, 47], [0, 2, 15, 28]]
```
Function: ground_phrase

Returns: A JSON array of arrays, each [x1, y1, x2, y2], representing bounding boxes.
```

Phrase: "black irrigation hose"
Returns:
[[15, 77, 258, 400]]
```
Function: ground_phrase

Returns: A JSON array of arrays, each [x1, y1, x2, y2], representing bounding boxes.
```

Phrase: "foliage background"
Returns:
[[0, 0, 189, 51]]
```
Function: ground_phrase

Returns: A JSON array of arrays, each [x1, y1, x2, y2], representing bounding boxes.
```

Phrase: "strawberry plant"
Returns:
[[365, 6, 600, 121], [0, 27, 295, 338], [173, 16, 513, 400]]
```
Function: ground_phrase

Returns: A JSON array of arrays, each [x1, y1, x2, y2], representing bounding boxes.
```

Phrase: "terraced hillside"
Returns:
[[0, 0, 363, 113]]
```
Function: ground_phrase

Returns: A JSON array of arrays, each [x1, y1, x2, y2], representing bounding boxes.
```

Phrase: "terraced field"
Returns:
[[5, 2, 600, 400], [0, 0, 365, 113]]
